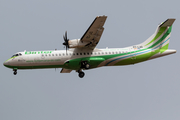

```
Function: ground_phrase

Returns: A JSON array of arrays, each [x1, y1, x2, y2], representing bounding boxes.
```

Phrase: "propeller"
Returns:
[[63, 31, 69, 53]]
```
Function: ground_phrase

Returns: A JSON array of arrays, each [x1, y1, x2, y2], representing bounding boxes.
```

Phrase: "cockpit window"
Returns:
[[11, 54, 18, 58], [11, 53, 22, 58]]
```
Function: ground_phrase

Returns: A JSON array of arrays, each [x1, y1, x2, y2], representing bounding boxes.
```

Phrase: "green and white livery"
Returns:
[[3, 16, 176, 78]]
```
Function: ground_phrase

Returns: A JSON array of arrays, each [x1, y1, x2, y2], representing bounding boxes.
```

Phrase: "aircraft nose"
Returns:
[[3, 61, 8, 66], [3, 58, 14, 69], [3, 60, 10, 67]]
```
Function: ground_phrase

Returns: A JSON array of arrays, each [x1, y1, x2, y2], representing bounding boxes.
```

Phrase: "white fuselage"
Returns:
[[4, 46, 176, 69], [4, 47, 133, 68]]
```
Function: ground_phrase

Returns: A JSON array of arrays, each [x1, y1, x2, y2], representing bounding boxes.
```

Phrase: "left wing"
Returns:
[[80, 16, 107, 48]]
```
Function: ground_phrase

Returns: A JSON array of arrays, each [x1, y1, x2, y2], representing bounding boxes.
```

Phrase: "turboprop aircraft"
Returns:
[[3, 16, 176, 78]]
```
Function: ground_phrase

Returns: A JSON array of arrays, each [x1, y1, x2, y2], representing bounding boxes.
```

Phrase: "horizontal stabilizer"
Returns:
[[159, 19, 175, 27]]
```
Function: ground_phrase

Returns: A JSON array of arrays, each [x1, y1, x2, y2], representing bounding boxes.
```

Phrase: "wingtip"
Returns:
[[97, 15, 107, 18]]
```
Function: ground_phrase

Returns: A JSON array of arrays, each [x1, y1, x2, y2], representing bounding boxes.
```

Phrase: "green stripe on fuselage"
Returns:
[[145, 27, 166, 46], [147, 27, 171, 49], [114, 48, 160, 65], [160, 43, 169, 53], [5, 56, 18, 62]]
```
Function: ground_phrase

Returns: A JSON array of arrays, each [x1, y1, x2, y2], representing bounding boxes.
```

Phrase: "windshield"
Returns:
[[11, 53, 22, 58]]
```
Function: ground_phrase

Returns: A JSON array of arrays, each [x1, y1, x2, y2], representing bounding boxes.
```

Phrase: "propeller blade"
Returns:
[[62, 31, 69, 53], [65, 31, 67, 40], [66, 46, 67, 54]]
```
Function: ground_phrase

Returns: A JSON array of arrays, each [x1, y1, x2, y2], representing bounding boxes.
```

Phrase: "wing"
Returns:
[[60, 68, 72, 73], [80, 16, 107, 48]]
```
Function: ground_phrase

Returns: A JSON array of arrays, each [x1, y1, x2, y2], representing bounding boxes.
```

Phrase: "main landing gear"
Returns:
[[13, 69, 17, 75], [81, 61, 90, 69], [77, 61, 90, 78]]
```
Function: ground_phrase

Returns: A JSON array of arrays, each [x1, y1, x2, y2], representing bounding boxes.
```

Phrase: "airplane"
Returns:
[[3, 16, 176, 78]]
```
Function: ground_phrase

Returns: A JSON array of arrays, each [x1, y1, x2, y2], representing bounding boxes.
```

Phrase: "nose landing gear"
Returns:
[[13, 69, 17, 75]]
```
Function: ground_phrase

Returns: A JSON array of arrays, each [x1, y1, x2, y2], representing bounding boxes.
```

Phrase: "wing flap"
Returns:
[[60, 68, 72, 73]]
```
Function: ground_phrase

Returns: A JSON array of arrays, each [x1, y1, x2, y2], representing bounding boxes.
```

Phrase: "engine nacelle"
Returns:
[[68, 39, 89, 48]]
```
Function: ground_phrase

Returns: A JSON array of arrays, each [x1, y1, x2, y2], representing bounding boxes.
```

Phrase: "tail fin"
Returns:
[[140, 19, 175, 51]]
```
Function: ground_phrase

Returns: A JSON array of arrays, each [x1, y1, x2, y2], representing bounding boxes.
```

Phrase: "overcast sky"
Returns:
[[1, 0, 180, 120]]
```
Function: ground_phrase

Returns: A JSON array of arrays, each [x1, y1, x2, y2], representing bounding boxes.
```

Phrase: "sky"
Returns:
[[0, 0, 180, 120]]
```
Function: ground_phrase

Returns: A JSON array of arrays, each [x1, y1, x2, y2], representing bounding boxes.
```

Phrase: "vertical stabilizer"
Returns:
[[139, 19, 175, 51]]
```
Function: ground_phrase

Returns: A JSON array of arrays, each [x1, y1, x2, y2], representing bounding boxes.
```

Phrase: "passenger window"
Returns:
[[56, 54, 58, 56], [105, 52, 107, 54], [77, 53, 79, 55], [49, 54, 51, 56], [109, 52, 111, 54], [84, 53, 86, 55], [59, 54, 61, 56], [80, 53, 82, 55], [45, 54, 47, 56], [112, 52, 114, 54], [63, 53, 65, 56], [116, 52, 118, 54], [42, 54, 44, 56], [87, 53, 89, 55], [102, 52, 104, 54], [52, 54, 54, 56]]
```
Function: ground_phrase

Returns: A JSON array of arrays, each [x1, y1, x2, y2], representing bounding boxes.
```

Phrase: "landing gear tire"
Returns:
[[85, 63, 90, 69], [13, 71, 17, 75], [13, 69, 17, 75], [78, 71, 85, 78]]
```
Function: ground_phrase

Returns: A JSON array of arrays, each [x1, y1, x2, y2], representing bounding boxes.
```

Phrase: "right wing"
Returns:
[[80, 16, 107, 49]]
